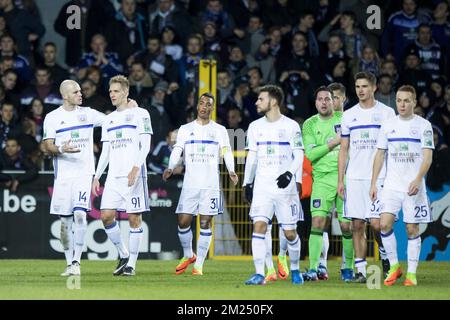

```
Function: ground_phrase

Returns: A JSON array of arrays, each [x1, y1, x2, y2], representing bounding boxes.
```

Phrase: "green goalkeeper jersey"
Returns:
[[302, 111, 342, 175]]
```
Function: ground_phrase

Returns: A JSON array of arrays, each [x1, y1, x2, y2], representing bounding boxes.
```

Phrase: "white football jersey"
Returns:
[[246, 115, 303, 195], [101, 107, 153, 178], [43, 106, 105, 179], [174, 120, 230, 190], [341, 101, 395, 179], [377, 115, 434, 192]]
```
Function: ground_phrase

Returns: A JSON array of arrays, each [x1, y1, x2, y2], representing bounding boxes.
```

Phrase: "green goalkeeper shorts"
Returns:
[[310, 171, 349, 222]]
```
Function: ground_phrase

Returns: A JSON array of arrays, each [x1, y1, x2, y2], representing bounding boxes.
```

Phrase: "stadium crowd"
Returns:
[[0, 0, 450, 190]]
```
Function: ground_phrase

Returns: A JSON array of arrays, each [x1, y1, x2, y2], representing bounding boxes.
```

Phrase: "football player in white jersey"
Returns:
[[243, 85, 304, 285], [370, 85, 433, 286], [338, 72, 396, 283], [43, 80, 105, 276], [92, 75, 152, 276], [163, 92, 238, 276]]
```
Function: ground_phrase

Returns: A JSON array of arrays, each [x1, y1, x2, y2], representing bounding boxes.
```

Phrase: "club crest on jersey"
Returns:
[[207, 131, 216, 140], [78, 114, 87, 122], [334, 124, 341, 133], [410, 127, 419, 137], [71, 130, 80, 139], [372, 114, 381, 122], [313, 199, 321, 208], [125, 114, 134, 122]]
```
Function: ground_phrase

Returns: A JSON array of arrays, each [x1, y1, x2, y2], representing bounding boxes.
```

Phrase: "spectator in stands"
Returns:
[[324, 59, 350, 89], [380, 59, 399, 87], [27, 97, 44, 142], [292, 11, 320, 58], [0, 34, 32, 89], [84, 65, 108, 97], [227, 0, 261, 31], [1, 68, 20, 108], [226, 107, 245, 131], [265, 0, 297, 36], [375, 74, 397, 112], [0, 0, 45, 59], [381, 0, 430, 64], [20, 66, 62, 113], [0, 15, 9, 39], [281, 71, 315, 124], [246, 39, 276, 84], [178, 34, 205, 89], [0, 137, 38, 192], [319, 34, 349, 81], [201, 20, 223, 61], [161, 25, 183, 61], [40, 42, 70, 87], [318, 11, 367, 61], [267, 26, 283, 59], [351, 44, 381, 78], [240, 14, 266, 56], [77, 34, 123, 83], [16, 117, 39, 157], [225, 44, 249, 82], [431, 1, 450, 76], [148, 0, 197, 46], [200, 0, 236, 39], [54, 0, 115, 67], [133, 34, 179, 85], [146, 80, 172, 147], [106, 0, 148, 65], [0, 102, 19, 149], [277, 31, 320, 87], [80, 78, 111, 114], [398, 46, 432, 96], [128, 61, 154, 107], [405, 23, 444, 80], [148, 129, 183, 175]]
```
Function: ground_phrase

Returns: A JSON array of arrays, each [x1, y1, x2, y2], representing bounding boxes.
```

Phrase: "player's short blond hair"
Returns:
[[109, 75, 129, 90], [397, 85, 416, 100]]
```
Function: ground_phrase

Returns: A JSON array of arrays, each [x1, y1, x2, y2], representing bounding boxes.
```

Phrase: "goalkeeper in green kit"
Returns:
[[302, 86, 354, 282]]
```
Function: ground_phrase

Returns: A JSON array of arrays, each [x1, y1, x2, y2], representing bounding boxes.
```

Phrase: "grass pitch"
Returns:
[[0, 259, 449, 300]]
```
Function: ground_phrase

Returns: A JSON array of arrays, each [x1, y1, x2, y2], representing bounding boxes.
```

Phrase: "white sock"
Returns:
[[265, 224, 274, 270], [104, 221, 129, 258], [195, 228, 212, 269], [287, 234, 301, 271], [127, 227, 143, 269], [341, 250, 346, 270], [73, 210, 87, 263], [407, 236, 421, 274], [178, 226, 193, 258], [355, 259, 367, 276], [381, 229, 398, 266], [379, 245, 387, 261], [252, 233, 266, 276], [60, 216, 74, 266], [278, 226, 287, 256], [320, 231, 329, 267]]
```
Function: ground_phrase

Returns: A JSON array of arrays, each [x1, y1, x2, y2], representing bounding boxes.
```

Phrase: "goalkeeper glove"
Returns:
[[276, 171, 293, 188], [244, 183, 254, 203]]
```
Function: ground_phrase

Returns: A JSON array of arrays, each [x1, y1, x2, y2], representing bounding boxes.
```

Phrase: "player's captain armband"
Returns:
[[143, 117, 152, 133], [293, 131, 303, 148], [43, 130, 47, 139]]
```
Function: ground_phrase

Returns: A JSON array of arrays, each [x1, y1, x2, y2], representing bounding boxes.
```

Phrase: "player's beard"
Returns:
[[257, 104, 270, 116]]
